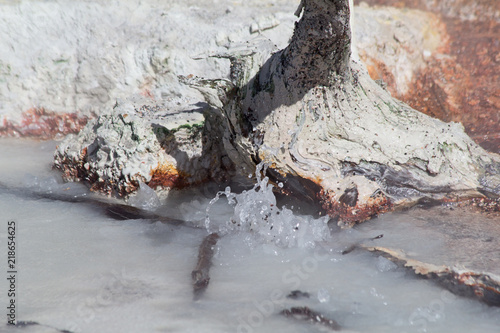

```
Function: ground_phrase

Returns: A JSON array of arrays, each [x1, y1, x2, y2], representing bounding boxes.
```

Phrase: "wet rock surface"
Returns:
[[364, 245, 500, 307], [350, 204, 500, 306]]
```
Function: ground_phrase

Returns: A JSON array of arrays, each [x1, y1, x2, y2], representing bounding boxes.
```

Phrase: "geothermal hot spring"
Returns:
[[1, 138, 499, 333]]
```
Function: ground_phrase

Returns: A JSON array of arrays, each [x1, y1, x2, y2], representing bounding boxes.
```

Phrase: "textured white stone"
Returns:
[[0, 0, 300, 126], [194, 0, 500, 225], [53, 95, 230, 196]]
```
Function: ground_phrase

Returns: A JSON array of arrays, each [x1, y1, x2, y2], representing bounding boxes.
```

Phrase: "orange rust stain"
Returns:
[[0, 107, 89, 140], [54, 146, 91, 183], [319, 189, 393, 226], [147, 163, 188, 190], [455, 271, 500, 299], [355, 0, 500, 153], [361, 56, 398, 97]]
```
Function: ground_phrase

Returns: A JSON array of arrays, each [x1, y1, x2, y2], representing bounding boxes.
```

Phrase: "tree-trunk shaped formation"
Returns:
[[55, 0, 500, 227], [199, 0, 500, 226]]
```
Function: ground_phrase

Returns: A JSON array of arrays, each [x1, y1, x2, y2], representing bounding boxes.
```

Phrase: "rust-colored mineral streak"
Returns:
[[355, 0, 500, 153], [0, 108, 89, 139], [147, 163, 187, 190], [364, 245, 500, 306], [319, 189, 393, 227]]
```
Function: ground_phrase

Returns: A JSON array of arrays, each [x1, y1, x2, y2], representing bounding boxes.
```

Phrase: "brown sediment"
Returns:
[[280, 306, 342, 331], [268, 167, 394, 226], [192, 233, 219, 300], [453, 196, 500, 213], [55, 157, 191, 197], [319, 188, 393, 227], [400, 17, 500, 153], [363, 245, 500, 307], [355, 0, 500, 153], [0, 107, 89, 140]]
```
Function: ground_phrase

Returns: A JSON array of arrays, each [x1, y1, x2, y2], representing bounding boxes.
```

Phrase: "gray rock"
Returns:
[[50, 0, 499, 215], [193, 0, 500, 226], [53, 96, 231, 197]]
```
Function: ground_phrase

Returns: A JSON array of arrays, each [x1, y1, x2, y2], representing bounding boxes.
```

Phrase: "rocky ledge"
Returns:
[[54, 96, 232, 196], [54, 0, 500, 224]]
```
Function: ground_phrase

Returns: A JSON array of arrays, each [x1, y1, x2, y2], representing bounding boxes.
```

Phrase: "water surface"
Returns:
[[1, 138, 499, 333]]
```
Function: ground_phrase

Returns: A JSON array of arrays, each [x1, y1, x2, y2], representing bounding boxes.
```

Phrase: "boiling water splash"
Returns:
[[205, 164, 330, 248], [128, 182, 160, 211]]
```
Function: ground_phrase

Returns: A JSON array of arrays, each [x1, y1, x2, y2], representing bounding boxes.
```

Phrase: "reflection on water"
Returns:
[[1, 138, 499, 333]]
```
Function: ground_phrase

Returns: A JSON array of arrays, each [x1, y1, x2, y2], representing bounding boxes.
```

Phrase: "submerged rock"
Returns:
[[347, 204, 500, 306], [364, 245, 500, 307], [280, 306, 342, 331], [192, 233, 220, 300]]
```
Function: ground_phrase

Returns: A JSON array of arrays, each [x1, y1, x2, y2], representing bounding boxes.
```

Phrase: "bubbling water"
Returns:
[[205, 163, 331, 248], [128, 181, 161, 211]]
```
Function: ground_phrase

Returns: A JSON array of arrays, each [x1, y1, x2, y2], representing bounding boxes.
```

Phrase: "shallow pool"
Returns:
[[1, 138, 499, 333]]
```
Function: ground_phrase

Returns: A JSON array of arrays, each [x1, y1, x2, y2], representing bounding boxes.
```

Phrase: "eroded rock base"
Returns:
[[54, 96, 233, 197]]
